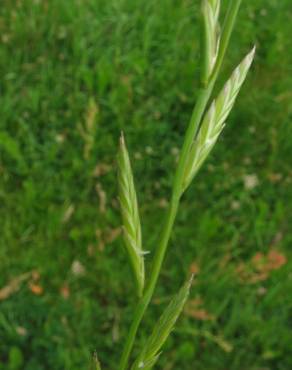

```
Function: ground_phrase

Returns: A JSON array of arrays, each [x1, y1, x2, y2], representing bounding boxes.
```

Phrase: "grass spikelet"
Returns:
[[131, 277, 193, 370], [183, 46, 256, 192], [201, 0, 221, 84], [118, 132, 145, 297]]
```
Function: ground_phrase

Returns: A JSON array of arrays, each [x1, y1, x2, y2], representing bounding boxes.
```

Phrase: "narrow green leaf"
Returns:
[[183, 46, 256, 192], [117, 132, 145, 297], [132, 276, 193, 370]]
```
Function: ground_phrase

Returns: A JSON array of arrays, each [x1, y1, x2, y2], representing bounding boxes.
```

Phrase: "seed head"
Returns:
[[183, 47, 256, 192], [118, 132, 145, 296]]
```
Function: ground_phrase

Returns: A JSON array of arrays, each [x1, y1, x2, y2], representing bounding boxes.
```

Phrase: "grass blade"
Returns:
[[131, 276, 193, 369], [183, 46, 256, 192], [118, 133, 145, 297]]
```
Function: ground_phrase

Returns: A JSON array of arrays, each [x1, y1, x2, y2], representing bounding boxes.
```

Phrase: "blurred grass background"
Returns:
[[0, 0, 292, 369]]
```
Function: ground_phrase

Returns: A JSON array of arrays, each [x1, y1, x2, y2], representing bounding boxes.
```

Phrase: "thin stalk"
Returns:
[[118, 1, 242, 369], [118, 197, 179, 370]]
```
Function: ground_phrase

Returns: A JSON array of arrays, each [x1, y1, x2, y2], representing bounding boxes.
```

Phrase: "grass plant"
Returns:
[[116, 1, 256, 369], [0, 0, 291, 369]]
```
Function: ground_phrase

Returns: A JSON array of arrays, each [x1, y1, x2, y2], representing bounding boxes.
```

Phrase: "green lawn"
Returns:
[[0, 0, 292, 369]]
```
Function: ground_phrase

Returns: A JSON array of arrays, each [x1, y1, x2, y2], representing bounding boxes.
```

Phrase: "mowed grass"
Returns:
[[0, 0, 292, 369]]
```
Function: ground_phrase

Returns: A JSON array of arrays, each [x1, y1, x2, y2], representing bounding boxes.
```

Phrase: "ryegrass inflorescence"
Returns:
[[115, 1, 256, 369]]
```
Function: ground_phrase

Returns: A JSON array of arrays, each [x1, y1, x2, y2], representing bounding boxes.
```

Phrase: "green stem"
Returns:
[[118, 1, 242, 369], [118, 197, 179, 370]]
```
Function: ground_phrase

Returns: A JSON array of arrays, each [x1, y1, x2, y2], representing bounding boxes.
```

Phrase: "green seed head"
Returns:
[[132, 277, 193, 369], [183, 47, 256, 192], [201, 0, 221, 84], [118, 132, 145, 297]]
